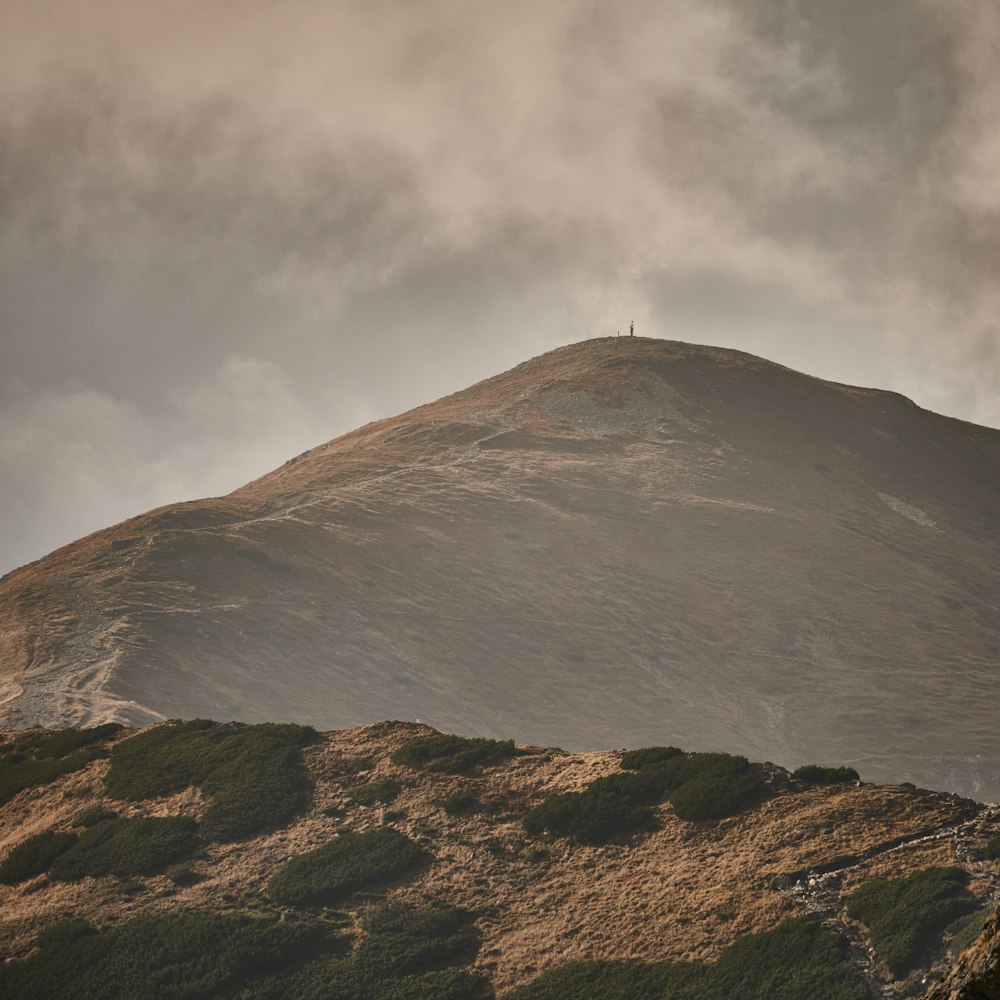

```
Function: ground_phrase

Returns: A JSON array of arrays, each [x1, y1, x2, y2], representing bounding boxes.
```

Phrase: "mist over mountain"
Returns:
[[1, 338, 997, 797]]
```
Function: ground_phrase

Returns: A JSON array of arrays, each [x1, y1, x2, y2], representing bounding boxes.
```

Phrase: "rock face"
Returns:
[[928, 912, 1000, 1000], [1, 338, 998, 797]]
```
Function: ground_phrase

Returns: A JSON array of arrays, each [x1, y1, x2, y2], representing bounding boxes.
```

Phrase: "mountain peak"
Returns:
[[1, 338, 998, 800]]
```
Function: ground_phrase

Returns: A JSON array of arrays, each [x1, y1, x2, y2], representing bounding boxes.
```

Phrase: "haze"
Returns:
[[2, 0, 999, 574]]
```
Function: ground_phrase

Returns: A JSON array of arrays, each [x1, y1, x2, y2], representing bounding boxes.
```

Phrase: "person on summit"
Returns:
[[630, 321, 634, 337]]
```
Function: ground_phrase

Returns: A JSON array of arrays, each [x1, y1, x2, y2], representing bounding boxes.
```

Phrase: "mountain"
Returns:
[[1, 338, 998, 796], [1, 719, 998, 999]]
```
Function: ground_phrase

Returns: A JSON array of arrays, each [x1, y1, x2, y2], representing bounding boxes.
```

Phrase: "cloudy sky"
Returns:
[[2, 0, 998, 573]]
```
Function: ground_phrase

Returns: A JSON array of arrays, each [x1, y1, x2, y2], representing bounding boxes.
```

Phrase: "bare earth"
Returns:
[[1, 338, 998, 796]]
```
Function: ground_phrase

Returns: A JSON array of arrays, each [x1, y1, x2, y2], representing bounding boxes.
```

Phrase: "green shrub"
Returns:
[[619, 746, 684, 771], [0, 830, 78, 884], [0, 749, 108, 806], [15, 724, 124, 760], [49, 815, 200, 880], [231, 898, 490, 1000], [504, 958, 700, 999], [354, 901, 480, 978], [436, 792, 481, 816], [243, 959, 492, 1000], [351, 779, 400, 806], [391, 734, 517, 774], [846, 867, 977, 977], [104, 720, 317, 841], [702, 916, 869, 999], [984, 836, 1000, 861], [71, 805, 118, 828], [947, 906, 992, 956], [268, 828, 429, 907], [507, 918, 867, 1000], [523, 752, 767, 844], [0, 908, 332, 1000], [165, 863, 203, 887], [792, 765, 860, 785], [523, 772, 659, 845]]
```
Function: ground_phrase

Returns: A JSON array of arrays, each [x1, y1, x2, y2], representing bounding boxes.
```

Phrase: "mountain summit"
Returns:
[[1, 338, 998, 797]]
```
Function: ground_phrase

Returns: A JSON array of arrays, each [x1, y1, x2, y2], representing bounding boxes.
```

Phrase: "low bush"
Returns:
[[523, 751, 767, 844], [846, 867, 977, 977], [244, 960, 493, 1000], [268, 828, 429, 907], [166, 863, 203, 887], [71, 806, 118, 828], [504, 958, 699, 999], [351, 780, 400, 806], [49, 815, 200, 880], [792, 765, 860, 786], [619, 746, 684, 771], [507, 917, 868, 1000], [947, 906, 992, 956], [242, 898, 491, 1000], [668, 762, 767, 822], [391, 734, 517, 774], [984, 836, 1000, 861], [0, 830, 78, 884], [0, 748, 108, 806], [104, 720, 317, 841], [523, 773, 659, 845], [14, 724, 124, 760], [436, 792, 481, 817], [0, 908, 332, 1000], [353, 901, 480, 978]]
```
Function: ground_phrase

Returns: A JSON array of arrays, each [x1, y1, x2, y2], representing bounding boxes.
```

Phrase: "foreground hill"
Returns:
[[1, 720, 999, 999], [1, 338, 998, 796]]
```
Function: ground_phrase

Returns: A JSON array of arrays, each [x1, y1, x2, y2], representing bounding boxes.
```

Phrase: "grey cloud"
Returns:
[[1, 0, 998, 572]]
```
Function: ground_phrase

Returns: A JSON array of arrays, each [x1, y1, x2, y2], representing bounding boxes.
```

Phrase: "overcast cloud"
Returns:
[[1, 0, 998, 573]]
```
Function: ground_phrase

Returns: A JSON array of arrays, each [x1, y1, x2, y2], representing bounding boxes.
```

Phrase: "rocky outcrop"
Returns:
[[928, 912, 1000, 1000]]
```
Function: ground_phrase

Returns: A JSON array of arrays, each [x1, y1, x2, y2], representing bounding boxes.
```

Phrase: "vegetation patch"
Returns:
[[436, 791, 481, 816], [792, 765, 860, 785], [619, 746, 684, 771], [267, 827, 429, 907], [244, 899, 491, 1000], [946, 906, 992, 956], [984, 836, 1000, 861], [391, 734, 517, 774], [0, 830, 78, 885], [846, 867, 977, 977], [49, 815, 200, 880], [72, 805, 118, 828], [507, 917, 868, 1000], [103, 720, 317, 841], [504, 958, 700, 999], [0, 908, 333, 1000], [351, 779, 401, 806], [524, 751, 767, 844], [12, 724, 124, 760], [353, 901, 480, 978], [0, 726, 118, 806]]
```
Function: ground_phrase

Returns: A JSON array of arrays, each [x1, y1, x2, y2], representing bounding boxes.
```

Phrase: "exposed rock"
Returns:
[[928, 911, 1000, 1000]]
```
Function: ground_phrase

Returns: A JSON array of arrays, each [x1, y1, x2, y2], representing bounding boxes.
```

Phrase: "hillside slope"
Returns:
[[1, 720, 998, 998], [1, 338, 998, 796]]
